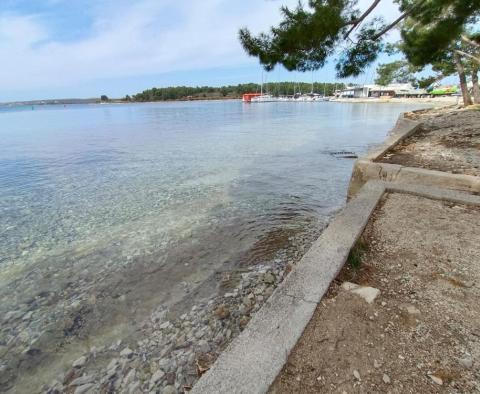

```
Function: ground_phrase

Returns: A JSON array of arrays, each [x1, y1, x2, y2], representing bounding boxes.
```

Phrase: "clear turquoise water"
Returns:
[[0, 101, 426, 272], [0, 100, 428, 388]]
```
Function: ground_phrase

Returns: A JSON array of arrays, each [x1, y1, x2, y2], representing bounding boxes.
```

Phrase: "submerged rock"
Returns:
[[73, 383, 94, 394], [213, 305, 230, 320], [150, 369, 165, 387], [263, 272, 275, 284], [197, 340, 210, 353], [72, 356, 87, 368], [163, 385, 176, 394], [70, 374, 95, 386], [37, 252, 307, 394], [120, 347, 134, 358]]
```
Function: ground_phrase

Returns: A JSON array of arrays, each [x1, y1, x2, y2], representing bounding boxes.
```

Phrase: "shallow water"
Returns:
[[0, 100, 428, 390]]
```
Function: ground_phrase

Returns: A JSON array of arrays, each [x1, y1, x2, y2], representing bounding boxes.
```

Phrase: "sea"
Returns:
[[0, 100, 428, 390]]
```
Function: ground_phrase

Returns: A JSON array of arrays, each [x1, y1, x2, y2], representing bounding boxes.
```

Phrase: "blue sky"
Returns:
[[1, 0, 411, 101]]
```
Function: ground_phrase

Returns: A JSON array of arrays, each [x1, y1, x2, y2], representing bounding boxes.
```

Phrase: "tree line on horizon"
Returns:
[[131, 82, 345, 101]]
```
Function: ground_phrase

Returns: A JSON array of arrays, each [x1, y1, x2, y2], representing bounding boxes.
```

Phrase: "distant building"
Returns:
[[335, 83, 429, 98], [335, 86, 370, 98]]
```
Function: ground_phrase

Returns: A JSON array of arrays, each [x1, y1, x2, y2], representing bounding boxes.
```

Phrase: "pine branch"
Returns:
[[343, 0, 382, 39], [371, 0, 425, 41], [454, 49, 480, 64], [461, 34, 480, 49], [371, 11, 408, 40]]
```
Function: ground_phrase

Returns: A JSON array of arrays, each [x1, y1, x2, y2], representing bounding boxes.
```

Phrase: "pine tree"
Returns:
[[374, 60, 418, 86], [238, 0, 480, 78]]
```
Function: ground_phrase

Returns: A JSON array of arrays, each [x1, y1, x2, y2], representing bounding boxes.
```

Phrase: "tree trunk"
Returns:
[[454, 52, 472, 106], [472, 65, 480, 104]]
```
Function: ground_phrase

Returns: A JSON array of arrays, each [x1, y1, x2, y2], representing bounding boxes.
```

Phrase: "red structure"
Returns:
[[242, 93, 262, 102]]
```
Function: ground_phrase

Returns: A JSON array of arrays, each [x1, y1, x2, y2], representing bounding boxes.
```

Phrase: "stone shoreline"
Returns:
[[43, 240, 317, 394]]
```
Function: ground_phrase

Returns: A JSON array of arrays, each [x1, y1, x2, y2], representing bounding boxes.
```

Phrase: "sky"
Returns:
[[1, 0, 408, 101]]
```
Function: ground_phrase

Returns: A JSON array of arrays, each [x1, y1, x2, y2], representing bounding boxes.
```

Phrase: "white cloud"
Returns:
[[0, 0, 301, 91], [0, 13, 48, 48], [0, 0, 404, 95]]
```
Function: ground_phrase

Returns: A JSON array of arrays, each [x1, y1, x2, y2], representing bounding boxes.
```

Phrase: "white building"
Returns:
[[335, 83, 428, 98]]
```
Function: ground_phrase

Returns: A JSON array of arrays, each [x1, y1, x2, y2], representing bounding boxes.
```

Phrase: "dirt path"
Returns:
[[378, 107, 480, 177], [270, 193, 480, 393]]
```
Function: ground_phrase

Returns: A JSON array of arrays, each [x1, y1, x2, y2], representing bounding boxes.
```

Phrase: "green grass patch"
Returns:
[[347, 238, 368, 270]]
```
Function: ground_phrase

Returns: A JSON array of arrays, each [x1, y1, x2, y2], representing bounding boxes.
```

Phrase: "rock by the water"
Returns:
[[72, 356, 87, 368], [165, 371, 176, 385], [263, 272, 275, 284], [150, 369, 165, 386], [197, 340, 210, 353], [106, 358, 118, 371], [163, 385, 176, 394], [158, 358, 174, 372], [159, 321, 172, 330], [34, 258, 297, 394], [74, 383, 94, 394], [123, 368, 136, 386], [429, 375, 443, 385], [22, 311, 33, 321], [127, 381, 141, 394], [214, 305, 230, 320], [70, 375, 95, 386], [342, 282, 380, 304], [120, 347, 134, 358], [239, 316, 249, 329], [3, 310, 23, 323]]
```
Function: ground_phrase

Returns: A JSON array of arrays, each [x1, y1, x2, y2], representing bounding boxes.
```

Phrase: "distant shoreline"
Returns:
[[0, 96, 242, 107], [1, 95, 461, 108]]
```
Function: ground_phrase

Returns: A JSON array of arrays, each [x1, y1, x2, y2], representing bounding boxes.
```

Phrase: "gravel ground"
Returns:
[[378, 106, 480, 177], [270, 193, 480, 393]]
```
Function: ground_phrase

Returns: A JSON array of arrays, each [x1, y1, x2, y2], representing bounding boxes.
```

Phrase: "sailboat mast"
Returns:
[[260, 71, 263, 95], [311, 71, 314, 94]]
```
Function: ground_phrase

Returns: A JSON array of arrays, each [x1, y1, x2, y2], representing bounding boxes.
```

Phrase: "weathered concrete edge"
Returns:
[[191, 181, 480, 394], [385, 181, 480, 206], [348, 159, 480, 199], [363, 114, 421, 161], [191, 181, 386, 394]]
